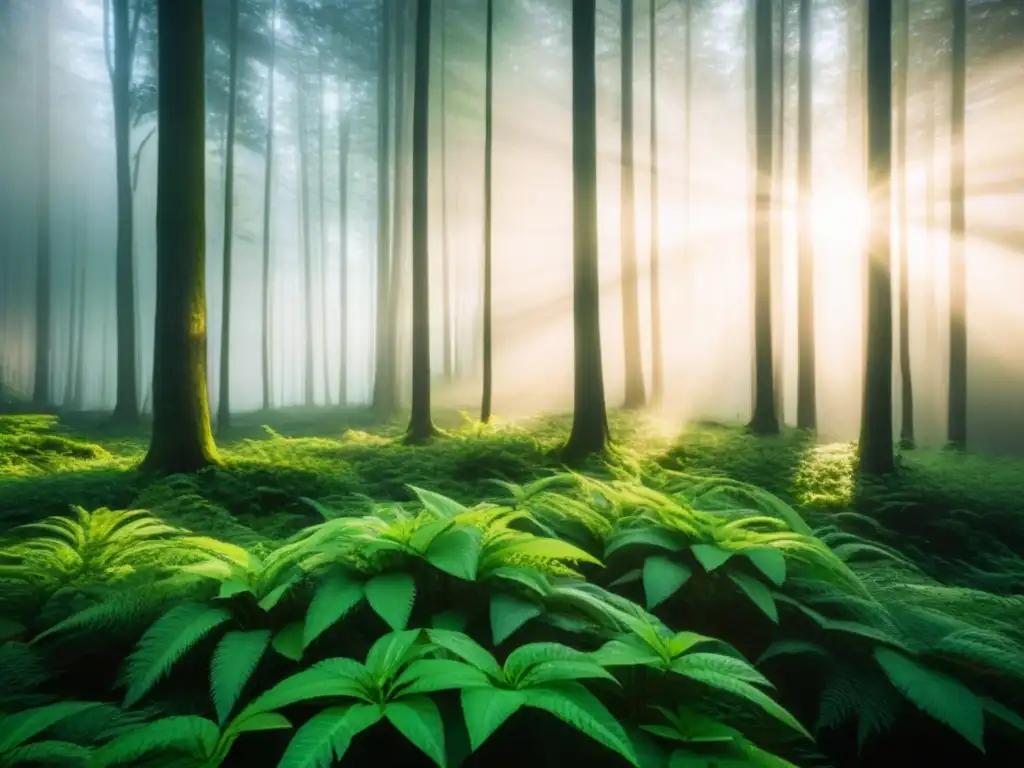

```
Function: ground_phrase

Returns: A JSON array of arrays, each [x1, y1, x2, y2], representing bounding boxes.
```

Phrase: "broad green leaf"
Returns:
[[505, 643, 616, 687], [668, 631, 718, 658], [0, 740, 91, 766], [275, 704, 380, 768], [365, 573, 416, 632], [233, 712, 292, 734], [591, 637, 663, 668], [395, 659, 491, 695], [488, 566, 551, 596], [303, 574, 365, 648], [385, 696, 447, 767], [212, 630, 272, 725], [272, 622, 305, 663], [874, 648, 984, 751], [743, 548, 787, 586], [236, 659, 375, 721], [425, 629, 504, 680], [365, 630, 423, 682], [426, 527, 482, 581], [89, 716, 220, 768], [642, 556, 692, 610], [460, 687, 526, 751], [490, 593, 542, 645], [408, 486, 469, 519], [604, 528, 685, 558], [727, 573, 779, 623], [691, 544, 732, 572], [524, 682, 639, 766], [258, 580, 297, 613], [0, 702, 101, 753], [217, 579, 252, 600]]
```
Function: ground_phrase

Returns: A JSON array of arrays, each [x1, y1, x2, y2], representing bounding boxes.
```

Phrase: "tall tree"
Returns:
[[772, 0, 787, 423], [337, 59, 350, 406], [317, 50, 331, 406], [31, 0, 51, 411], [260, 0, 278, 412], [896, 0, 914, 447], [948, 0, 967, 448], [564, 0, 609, 461], [619, 0, 645, 409], [142, 0, 219, 473], [750, 0, 779, 435], [106, 0, 143, 424], [440, 0, 453, 382], [372, 0, 394, 417], [481, 0, 494, 423], [859, 0, 894, 476], [296, 69, 315, 407], [216, 0, 241, 435], [648, 0, 662, 406], [405, 0, 435, 443], [795, 0, 816, 430]]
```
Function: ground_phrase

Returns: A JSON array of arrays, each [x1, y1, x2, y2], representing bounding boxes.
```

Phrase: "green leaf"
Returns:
[[425, 629, 504, 680], [365, 630, 423, 682], [756, 640, 830, 666], [874, 648, 985, 751], [365, 573, 416, 632], [408, 486, 469, 519], [591, 637, 663, 668], [524, 682, 639, 766], [608, 569, 642, 588], [727, 573, 778, 623], [217, 579, 252, 600], [668, 631, 718, 658], [496, 537, 602, 566], [395, 659, 492, 695], [743, 548, 786, 586], [460, 688, 526, 751], [490, 593, 542, 645], [90, 716, 220, 768], [691, 544, 732, 572], [0, 740, 91, 766], [0, 702, 100, 753], [604, 528, 684, 558], [123, 603, 232, 708], [236, 659, 374, 722], [272, 622, 305, 663], [426, 527, 482, 581], [488, 566, 552, 596], [982, 697, 1024, 735], [642, 556, 692, 610], [303, 574, 365, 649], [212, 630, 272, 725], [275, 704, 380, 768], [233, 712, 293, 734], [258, 579, 298, 612], [385, 696, 447, 767], [505, 643, 617, 688]]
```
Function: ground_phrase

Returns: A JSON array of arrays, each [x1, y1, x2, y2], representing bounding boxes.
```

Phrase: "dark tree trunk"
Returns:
[[405, 0, 436, 443], [296, 71, 315, 407], [648, 0, 662, 407], [564, 0, 610, 462], [318, 51, 331, 407], [896, 0, 914, 448], [32, 0, 51, 411], [338, 65, 350, 407], [388, 4, 411, 408], [109, 0, 139, 424], [858, 0, 894, 476], [142, 0, 219, 473], [216, 0, 241, 436], [947, 0, 967, 448], [64, 207, 79, 408], [619, 0, 645, 409], [481, 0, 494, 423], [772, 0, 786, 423], [440, 0, 453, 382], [260, 0, 278, 412], [71, 238, 87, 411], [796, 0, 816, 430], [750, 0, 779, 435]]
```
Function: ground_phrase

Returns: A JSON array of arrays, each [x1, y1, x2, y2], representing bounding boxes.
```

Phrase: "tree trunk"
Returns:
[[216, 0, 241, 435], [858, 0, 894, 476], [440, 0, 452, 382], [318, 51, 331, 406], [947, 0, 967, 448], [564, 0, 610, 462], [388, 5, 411, 409], [772, 0, 786, 423], [64, 203, 79, 408], [32, 0, 51, 411], [72, 235, 87, 411], [260, 0, 278, 412], [109, 0, 139, 424], [338, 64, 350, 407], [296, 70, 315, 407], [648, 0, 662, 407], [750, 0, 778, 435], [481, 0, 494, 423], [405, 0, 436, 443], [619, 0, 645, 409], [141, 0, 219, 473], [896, 0, 913, 447], [795, 0, 816, 430]]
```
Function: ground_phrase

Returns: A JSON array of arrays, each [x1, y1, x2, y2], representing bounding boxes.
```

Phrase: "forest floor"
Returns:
[[2, 407, 1022, 595]]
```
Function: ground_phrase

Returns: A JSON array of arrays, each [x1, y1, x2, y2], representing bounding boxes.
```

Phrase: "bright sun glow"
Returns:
[[811, 183, 870, 248]]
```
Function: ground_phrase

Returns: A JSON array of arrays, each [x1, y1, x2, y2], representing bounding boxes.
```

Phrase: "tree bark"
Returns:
[[31, 0, 51, 411], [648, 0, 662, 407], [858, 0, 894, 476], [338, 62, 350, 407], [260, 0, 278, 412], [795, 0, 816, 430], [141, 0, 219, 473], [440, 0, 453, 382], [564, 0, 610, 461], [481, 0, 494, 423], [296, 69, 315, 407], [318, 51, 331, 407], [896, 0, 914, 447], [947, 0, 967, 448]]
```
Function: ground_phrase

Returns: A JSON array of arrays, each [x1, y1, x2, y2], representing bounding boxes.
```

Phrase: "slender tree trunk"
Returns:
[[795, 0, 816, 430], [858, 0, 894, 476], [296, 71, 316, 407], [260, 0, 278, 412], [619, 0, 645, 409], [947, 0, 967, 448], [32, 0, 51, 411], [372, 0, 394, 417], [142, 0, 219, 473], [648, 0, 663, 407], [338, 65, 350, 407], [318, 51, 331, 406], [750, 0, 778, 435], [772, 0, 786, 423], [896, 0, 913, 447], [564, 0, 609, 461], [216, 0, 241, 435], [72, 237, 87, 411], [405, 0, 436, 443], [481, 0, 494, 423], [64, 218, 78, 408], [388, 5, 411, 408], [440, 0, 453, 382], [109, 0, 139, 424]]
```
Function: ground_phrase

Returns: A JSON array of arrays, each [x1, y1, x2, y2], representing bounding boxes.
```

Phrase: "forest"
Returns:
[[0, 0, 1023, 765]]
